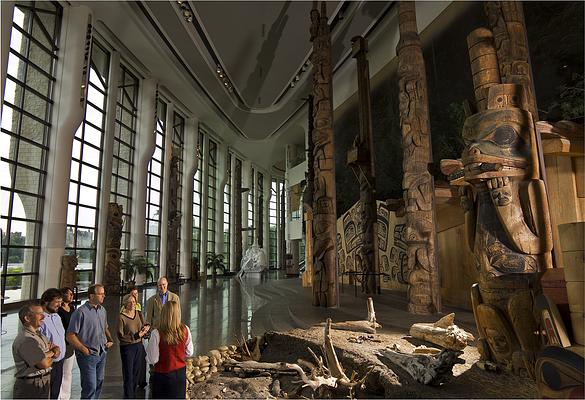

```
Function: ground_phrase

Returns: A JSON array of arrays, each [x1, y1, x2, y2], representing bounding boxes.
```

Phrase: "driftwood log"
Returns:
[[375, 347, 464, 385], [409, 313, 475, 351], [320, 297, 381, 334]]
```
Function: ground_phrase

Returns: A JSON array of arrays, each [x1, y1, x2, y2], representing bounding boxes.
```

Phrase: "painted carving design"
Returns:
[[104, 202, 123, 289]]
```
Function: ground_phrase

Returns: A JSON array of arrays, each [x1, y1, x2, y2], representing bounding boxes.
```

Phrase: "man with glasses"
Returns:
[[39, 289, 66, 399], [12, 300, 61, 399], [66, 284, 113, 399]]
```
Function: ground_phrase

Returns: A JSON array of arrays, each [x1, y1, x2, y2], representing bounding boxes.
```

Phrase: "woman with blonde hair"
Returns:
[[146, 300, 193, 398]]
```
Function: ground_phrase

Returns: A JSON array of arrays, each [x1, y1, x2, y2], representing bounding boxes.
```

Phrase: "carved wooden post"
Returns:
[[347, 36, 378, 295], [257, 172, 264, 248], [235, 159, 243, 270], [441, 27, 553, 377], [60, 255, 78, 289], [104, 202, 123, 290], [310, 1, 338, 307], [303, 95, 315, 288], [166, 155, 180, 281], [396, 1, 440, 314]]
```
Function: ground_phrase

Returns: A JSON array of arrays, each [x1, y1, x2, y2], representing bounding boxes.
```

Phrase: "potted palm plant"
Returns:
[[121, 250, 157, 285], [206, 253, 226, 278]]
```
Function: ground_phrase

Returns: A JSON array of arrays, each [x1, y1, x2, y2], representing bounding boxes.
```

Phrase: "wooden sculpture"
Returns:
[[166, 154, 181, 281], [235, 159, 243, 270], [347, 36, 378, 295], [303, 95, 315, 287], [309, 1, 338, 307], [104, 202, 123, 290], [396, 1, 440, 314], [279, 179, 286, 269], [441, 27, 553, 377], [60, 254, 78, 289]]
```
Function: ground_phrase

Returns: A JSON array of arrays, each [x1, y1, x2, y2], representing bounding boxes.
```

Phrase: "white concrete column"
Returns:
[[95, 52, 120, 284], [215, 143, 228, 256], [159, 102, 175, 277], [38, 5, 93, 293], [180, 117, 198, 278], [199, 133, 209, 278], [130, 79, 157, 254], [1, 1, 15, 114]]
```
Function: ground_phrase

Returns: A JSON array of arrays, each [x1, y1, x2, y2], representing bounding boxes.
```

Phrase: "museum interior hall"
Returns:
[[1, 1, 584, 399]]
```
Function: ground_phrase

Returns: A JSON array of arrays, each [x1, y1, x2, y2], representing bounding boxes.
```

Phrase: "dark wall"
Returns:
[[333, 1, 584, 217]]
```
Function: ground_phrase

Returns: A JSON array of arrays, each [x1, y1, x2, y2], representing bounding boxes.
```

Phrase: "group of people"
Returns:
[[12, 277, 193, 399]]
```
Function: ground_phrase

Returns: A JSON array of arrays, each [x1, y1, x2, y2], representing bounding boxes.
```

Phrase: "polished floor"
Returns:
[[1, 271, 476, 399]]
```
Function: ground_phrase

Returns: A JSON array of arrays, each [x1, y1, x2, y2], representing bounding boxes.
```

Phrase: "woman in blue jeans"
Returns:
[[117, 294, 150, 398]]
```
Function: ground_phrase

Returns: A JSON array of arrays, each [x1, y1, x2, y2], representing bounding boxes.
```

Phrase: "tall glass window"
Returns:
[[145, 98, 166, 271], [66, 40, 110, 290], [247, 167, 254, 247], [1, 1, 62, 303], [192, 132, 203, 268], [111, 63, 138, 257], [172, 111, 184, 269], [269, 179, 278, 267], [223, 153, 231, 269], [206, 139, 217, 253]]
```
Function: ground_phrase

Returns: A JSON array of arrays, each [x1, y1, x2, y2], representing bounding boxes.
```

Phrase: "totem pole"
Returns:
[[303, 95, 315, 288], [235, 159, 243, 270], [104, 202, 123, 290], [60, 255, 78, 289], [257, 172, 264, 248], [279, 180, 286, 269], [347, 36, 378, 295], [310, 1, 338, 307], [166, 154, 180, 281], [396, 1, 440, 314], [441, 27, 552, 377]]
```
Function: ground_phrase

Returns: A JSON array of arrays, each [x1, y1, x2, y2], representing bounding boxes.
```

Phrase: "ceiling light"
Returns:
[[290, 82, 295, 88]]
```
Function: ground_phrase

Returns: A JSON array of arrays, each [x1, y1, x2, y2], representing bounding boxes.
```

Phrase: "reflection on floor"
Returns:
[[1, 271, 476, 399]]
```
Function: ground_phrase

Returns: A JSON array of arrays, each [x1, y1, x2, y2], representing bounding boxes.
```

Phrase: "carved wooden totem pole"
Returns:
[[303, 95, 315, 287], [60, 255, 78, 289], [166, 154, 181, 281], [235, 158, 243, 270], [310, 1, 338, 307], [396, 1, 440, 314], [104, 202, 123, 290], [441, 27, 552, 377], [347, 36, 378, 295], [257, 172, 264, 248]]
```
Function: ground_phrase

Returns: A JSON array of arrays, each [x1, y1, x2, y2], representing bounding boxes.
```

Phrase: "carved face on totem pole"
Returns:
[[461, 84, 532, 186]]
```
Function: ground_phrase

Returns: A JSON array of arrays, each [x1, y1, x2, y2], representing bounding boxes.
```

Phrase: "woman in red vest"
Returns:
[[146, 300, 193, 398]]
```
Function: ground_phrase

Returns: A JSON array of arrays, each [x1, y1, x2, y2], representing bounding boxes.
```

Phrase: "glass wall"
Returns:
[[145, 98, 166, 272], [192, 131, 203, 269], [171, 111, 184, 270], [223, 153, 231, 269], [1, 1, 63, 303], [206, 138, 217, 254], [269, 179, 278, 267], [247, 167, 254, 247], [111, 63, 139, 257], [66, 40, 110, 290]]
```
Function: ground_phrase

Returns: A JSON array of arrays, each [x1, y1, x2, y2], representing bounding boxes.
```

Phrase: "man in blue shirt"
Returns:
[[40, 289, 66, 399], [66, 284, 113, 399]]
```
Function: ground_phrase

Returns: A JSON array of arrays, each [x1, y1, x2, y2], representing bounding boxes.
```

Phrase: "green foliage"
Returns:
[[559, 72, 584, 120], [206, 253, 225, 276], [121, 250, 157, 283], [5, 267, 23, 288]]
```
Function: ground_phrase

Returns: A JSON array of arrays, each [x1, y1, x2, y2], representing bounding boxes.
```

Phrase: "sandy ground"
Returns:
[[188, 326, 538, 399]]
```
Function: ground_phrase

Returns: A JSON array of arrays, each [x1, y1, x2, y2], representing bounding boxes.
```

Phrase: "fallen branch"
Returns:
[[409, 313, 475, 351], [318, 298, 382, 334]]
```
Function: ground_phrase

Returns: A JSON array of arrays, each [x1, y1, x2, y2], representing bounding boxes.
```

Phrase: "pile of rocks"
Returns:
[[186, 345, 238, 387]]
